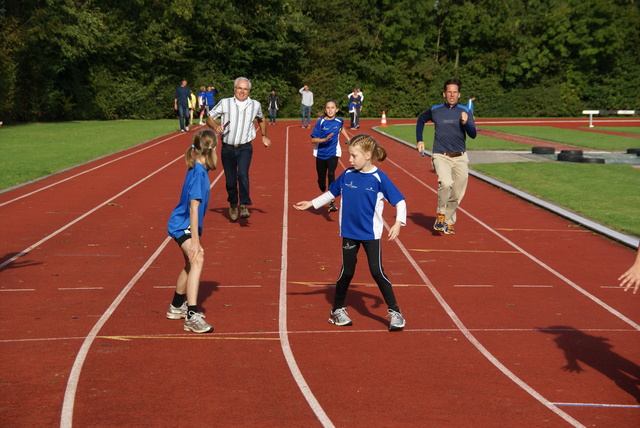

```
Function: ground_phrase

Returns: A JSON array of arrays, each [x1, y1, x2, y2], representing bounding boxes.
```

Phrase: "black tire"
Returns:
[[557, 153, 583, 162], [560, 150, 583, 156], [626, 148, 640, 154], [579, 157, 605, 164], [532, 146, 555, 154]]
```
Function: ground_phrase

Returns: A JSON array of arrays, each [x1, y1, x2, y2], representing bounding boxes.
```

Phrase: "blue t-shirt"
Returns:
[[328, 167, 404, 241], [206, 89, 217, 107], [167, 163, 210, 239], [311, 117, 344, 160], [416, 103, 476, 153], [198, 91, 207, 106]]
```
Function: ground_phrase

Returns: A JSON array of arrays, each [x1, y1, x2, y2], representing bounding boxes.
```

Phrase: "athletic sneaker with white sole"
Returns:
[[328, 307, 353, 326], [433, 213, 446, 231], [387, 309, 406, 331], [183, 311, 214, 333], [166, 301, 188, 319]]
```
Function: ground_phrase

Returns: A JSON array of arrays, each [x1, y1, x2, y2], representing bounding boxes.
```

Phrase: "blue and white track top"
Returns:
[[327, 167, 405, 241], [311, 117, 344, 160]]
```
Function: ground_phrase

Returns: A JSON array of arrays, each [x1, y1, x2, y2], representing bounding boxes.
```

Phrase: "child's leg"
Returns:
[[326, 156, 339, 187], [180, 239, 205, 309], [333, 238, 360, 309], [315, 157, 328, 192], [362, 239, 400, 312]]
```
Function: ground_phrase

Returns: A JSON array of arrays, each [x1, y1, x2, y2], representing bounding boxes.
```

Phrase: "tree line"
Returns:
[[1, 0, 638, 123]]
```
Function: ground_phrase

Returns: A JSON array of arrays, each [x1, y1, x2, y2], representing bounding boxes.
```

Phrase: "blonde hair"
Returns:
[[186, 130, 218, 170], [348, 134, 387, 162]]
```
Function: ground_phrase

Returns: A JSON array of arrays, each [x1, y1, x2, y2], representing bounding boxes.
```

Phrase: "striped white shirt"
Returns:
[[208, 96, 264, 145]]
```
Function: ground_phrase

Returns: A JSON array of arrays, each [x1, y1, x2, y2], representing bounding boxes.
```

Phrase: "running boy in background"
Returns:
[[309, 100, 351, 212], [294, 134, 407, 331], [416, 78, 476, 235], [166, 130, 218, 333]]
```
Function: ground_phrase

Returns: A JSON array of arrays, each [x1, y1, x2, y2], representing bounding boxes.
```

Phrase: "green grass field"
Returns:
[[480, 126, 640, 151], [0, 120, 177, 189], [380, 124, 640, 238]]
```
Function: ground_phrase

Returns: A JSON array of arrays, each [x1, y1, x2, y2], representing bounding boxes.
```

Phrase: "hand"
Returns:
[[293, 201, 312, 211], [461, 111, 468, 125], [618, 258, 640, 294], [387, 221, 402, 241], [187, 241, 204, 262], [325, 133, 335, 142], [416, 141, 425, 154], [263, 136, 271, 148]]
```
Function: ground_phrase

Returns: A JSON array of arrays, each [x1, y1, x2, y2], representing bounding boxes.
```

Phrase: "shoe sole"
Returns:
[[389, 323, 405, 331], [166, 312, 186, 320], [183, 325, 214, 333], [433, 225, 445, 231], [328, 318, 353, 326]]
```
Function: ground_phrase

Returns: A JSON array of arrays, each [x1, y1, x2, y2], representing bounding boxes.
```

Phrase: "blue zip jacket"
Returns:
[[416, 103, 476, 153]]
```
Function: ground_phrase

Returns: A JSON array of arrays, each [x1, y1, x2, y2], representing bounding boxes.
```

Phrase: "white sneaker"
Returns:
[[199, 121, 205, 125], [185, 126, 190, 132], [183, 311, 213, 333]]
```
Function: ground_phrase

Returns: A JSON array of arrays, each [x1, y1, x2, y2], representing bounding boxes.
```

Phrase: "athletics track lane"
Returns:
[[0, 119, 638, 427]]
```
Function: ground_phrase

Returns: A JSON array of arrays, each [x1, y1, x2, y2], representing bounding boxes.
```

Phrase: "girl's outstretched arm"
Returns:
[[619, 248, 640, 294], [293, 201, 312, 211], [388, 200, 407, 241]]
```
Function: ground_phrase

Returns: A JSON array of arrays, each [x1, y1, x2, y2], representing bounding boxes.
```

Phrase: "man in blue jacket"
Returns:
[[416, 78, 476, 235]]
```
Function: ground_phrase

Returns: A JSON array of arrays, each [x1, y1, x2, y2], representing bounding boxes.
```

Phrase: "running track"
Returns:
[[1, 118, 639, 427]]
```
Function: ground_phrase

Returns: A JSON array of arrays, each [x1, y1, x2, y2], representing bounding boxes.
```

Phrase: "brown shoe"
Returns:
[[229, 206, 239, 221], [240, 205, 250, 218]]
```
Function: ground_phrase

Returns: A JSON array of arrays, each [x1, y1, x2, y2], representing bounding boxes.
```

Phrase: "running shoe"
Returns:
[[229, 206, 239, 221], [328, 201, 338, 212], [387, 309, 406, 331], [433, 213, 446, 231], [166, 301, 188, 319], [240, 205, 251, 218], [183, 312, 214, 333], [328, 307, 353, 326], [444, 224, 455, 235]]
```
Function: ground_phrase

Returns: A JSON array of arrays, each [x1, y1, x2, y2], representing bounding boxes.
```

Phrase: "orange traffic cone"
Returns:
[[380, 111, 388, 127]]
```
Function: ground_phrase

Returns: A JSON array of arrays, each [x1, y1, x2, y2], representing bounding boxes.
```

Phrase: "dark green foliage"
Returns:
[[1, 0, 638, 122]]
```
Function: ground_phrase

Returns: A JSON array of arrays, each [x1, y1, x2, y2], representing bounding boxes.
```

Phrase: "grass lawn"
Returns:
[[480, 126, 640, 151], [380, 124, 640, 238], [380, 124, 529, 151], [0, 120, 177, 190]]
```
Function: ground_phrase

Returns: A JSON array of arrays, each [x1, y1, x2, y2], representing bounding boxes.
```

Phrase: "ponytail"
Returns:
[[186, 130, 218, 170]]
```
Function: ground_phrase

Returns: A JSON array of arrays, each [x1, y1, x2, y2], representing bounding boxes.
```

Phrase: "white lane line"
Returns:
[[280, 125, 334, 428], [553, 402, 640, 409], [454, 284, 494, 288], [385, 158, 586, 427], [387, 156, 640, 332], [0, 289, 36, 292], [60, 170, 224, 428], [0, 133, 181, 207], [58, 287, 104, 291], [514, 285, 554, 288], [0, 155, 183, 271], [60, 237, 172, 428]]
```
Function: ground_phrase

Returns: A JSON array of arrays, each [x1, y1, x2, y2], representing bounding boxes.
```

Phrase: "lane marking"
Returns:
[[289, 281, 425, 287], [494, 228, 590, 233], [98, 335, 279, 342], [0, 289, 36, 292], [385, 158, 587, 427], [60, 168, 226, 428], [411, 248, 520, 254], [58, 287, 104, 291], [553, 402, 640, 409], [0, 133, 181, 208], [281, 125, 334, 428], [514, 285, 554, 288], [454, 284, 493, 288], [0, 154, 184, 270]]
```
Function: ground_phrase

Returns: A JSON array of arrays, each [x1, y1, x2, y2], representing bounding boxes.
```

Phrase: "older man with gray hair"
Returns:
[[207, 77, 271, 221]]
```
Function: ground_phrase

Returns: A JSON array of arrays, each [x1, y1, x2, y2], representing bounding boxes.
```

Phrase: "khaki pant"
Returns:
[[432, 152, 469, 225]]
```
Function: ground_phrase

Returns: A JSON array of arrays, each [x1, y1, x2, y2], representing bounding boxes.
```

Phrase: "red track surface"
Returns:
[[1, 117, 639, 427]]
